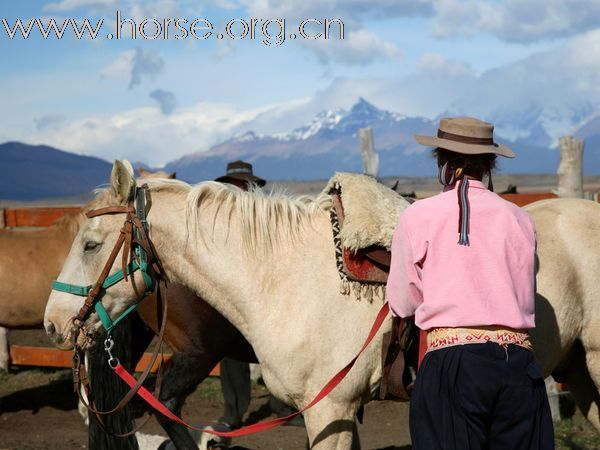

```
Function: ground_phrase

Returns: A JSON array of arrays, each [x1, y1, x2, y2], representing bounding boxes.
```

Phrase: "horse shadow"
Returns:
[[0, 373, 77, 414]]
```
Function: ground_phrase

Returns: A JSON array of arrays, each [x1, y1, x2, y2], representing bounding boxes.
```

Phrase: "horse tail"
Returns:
[[88, 311, 154, 450]]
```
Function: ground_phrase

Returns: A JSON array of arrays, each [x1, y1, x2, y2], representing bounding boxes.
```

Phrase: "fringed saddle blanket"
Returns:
[[322, 173, 416, 401], [322, 173, 411, 302]]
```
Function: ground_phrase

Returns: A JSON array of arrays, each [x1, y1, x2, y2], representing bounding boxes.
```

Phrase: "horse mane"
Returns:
[[51, 188, 122, 236], [185, 181, 332, 255], [91, 178, 332, 255]]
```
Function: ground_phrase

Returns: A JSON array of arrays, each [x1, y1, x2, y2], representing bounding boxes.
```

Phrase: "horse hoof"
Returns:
[[199, 423, 233, 450]]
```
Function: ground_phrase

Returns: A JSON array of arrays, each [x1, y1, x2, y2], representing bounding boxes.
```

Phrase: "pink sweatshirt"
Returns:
[[386, 179, 537, 330]]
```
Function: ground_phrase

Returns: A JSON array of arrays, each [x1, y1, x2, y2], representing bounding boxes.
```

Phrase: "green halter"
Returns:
[[52, 186, 155, 334]]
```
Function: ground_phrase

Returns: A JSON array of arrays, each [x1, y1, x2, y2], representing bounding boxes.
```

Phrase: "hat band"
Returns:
[[227, 168, 252, 175], [438, 130, 494, 146]]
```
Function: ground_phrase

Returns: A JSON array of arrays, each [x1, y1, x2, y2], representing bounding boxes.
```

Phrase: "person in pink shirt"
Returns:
[[387, 117, 553, 449]]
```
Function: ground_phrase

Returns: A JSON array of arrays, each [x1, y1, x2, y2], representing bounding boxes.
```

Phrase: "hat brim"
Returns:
[[215, 173, 266, 187], [413, 134, 515, 158]]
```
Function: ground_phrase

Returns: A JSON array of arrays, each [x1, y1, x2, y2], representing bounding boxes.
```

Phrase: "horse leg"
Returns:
[[0, 326, 10, 371], [580, 342, 600, 432], [302, 399, 361, 450], [560, 341, 600, 432], [154, 352, 217, 450]]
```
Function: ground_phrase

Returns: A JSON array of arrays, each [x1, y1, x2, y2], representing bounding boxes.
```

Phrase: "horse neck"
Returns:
[[146, 189, 330, 338]]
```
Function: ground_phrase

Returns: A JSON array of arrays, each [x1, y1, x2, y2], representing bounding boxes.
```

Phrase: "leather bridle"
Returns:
[[51, 184, 168, 433], [52, 184, 163, 348]]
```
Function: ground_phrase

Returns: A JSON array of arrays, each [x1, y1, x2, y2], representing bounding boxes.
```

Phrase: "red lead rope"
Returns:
[[114, 301, 391, 438]]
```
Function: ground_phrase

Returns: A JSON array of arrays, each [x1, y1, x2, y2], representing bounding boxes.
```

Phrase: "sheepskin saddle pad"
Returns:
[[323, 172, 411, 284]]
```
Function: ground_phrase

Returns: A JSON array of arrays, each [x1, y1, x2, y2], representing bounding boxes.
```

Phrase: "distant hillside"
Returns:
[[0, 142, 112, 200], [2, 98, 600, 199]]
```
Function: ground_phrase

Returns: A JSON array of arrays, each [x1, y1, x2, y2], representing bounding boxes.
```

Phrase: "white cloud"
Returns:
[[305, 28, 400, 66], [100, 48, 165, 89], [20, 100, 300, 165], [213, 38, 236, 59], [226, 0, 423, 65], [236, 0, 433, 21], [447, 29, 600, 142], [44, 0, 196, 17], [9, 19, 600, 165], [99, 50, 134, 80], [44, 0, 116, 12], [432, 0, 600, 43], [127, 0, 188, 22], [417, 53, 474, 76], [304, 29, 600, 142]]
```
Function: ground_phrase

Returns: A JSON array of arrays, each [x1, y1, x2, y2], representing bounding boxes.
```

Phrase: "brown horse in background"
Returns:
[[0, 211, 80, 368]]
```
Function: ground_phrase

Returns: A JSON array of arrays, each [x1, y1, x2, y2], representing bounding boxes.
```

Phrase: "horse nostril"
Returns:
[[45, 322, 56, 336]]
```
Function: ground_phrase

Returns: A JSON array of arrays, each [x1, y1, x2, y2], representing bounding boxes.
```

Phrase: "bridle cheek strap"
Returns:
[[51, 187, 160, 339]]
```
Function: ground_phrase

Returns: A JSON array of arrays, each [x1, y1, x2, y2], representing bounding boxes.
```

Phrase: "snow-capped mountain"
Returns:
[[2, 99, 599, 200], [165, 98, 438, 181], [161, 97, 599, 182]]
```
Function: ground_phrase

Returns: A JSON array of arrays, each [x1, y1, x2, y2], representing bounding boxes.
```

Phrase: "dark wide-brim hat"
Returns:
[[215, 160, 266, 187], [414, 117, 515, 158]]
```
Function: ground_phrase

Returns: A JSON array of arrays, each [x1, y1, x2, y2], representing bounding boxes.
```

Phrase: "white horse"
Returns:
[[526, 198, 600, 431], [44, 161, 392, 449], [44, 161, 600, 447]]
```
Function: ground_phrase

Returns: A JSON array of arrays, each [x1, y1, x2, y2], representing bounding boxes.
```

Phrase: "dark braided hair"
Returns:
[[432, 148, 498, 246], [433, 148, 497, 180]]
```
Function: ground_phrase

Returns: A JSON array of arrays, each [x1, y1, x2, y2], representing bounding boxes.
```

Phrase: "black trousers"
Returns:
[[219, 358, 251, 428], [410, 343, 554, 450]]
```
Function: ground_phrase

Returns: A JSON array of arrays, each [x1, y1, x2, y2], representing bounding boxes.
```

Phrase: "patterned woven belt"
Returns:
[[426, 326, 532, 353]]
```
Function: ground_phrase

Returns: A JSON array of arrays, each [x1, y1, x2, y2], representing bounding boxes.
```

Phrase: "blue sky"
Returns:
[[1, 0, 599, 165]]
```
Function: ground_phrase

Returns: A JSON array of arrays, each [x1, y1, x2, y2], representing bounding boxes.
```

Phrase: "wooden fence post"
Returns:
[[0, 327, 9, 371], [547, 136, 585, 420], [554, 136, 584, 198], [359, 128, 379, 178]]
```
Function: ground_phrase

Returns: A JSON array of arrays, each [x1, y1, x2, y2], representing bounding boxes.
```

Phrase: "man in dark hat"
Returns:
[[213, 161, 263, 439], [215, 160, 266, 190], [387, 117, 553, 449], [211, 161, 300, 446]]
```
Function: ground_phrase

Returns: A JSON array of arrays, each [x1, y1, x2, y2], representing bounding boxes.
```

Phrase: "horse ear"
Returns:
[[110, 160, 136, 203], [168, 172, 177, 179]]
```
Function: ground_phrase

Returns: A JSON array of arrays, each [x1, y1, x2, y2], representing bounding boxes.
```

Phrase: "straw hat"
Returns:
[[414, 117, 515, 158]]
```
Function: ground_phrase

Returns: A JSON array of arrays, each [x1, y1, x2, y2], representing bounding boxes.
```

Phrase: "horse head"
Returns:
[[44, 160, 157, 351]]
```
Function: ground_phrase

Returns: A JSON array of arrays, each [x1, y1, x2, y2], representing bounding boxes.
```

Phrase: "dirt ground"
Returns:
[[2, 364, 600, 450], [0, 365, 411, 450]]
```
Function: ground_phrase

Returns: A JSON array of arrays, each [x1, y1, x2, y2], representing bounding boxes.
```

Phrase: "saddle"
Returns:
[[324, 172, 411, 284], [323, 173, 418, 401], [379, 316, 419, 401]]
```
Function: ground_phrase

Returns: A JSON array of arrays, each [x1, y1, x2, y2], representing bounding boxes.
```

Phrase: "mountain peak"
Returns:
[[335, 97, 393, 132], [350, 97, 380, 114], [231, 130, 260, 143], [269, 98, 402, 142]]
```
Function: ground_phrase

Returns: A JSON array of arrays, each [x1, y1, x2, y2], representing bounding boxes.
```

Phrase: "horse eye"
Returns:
[[84, 241, 101, 251]]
